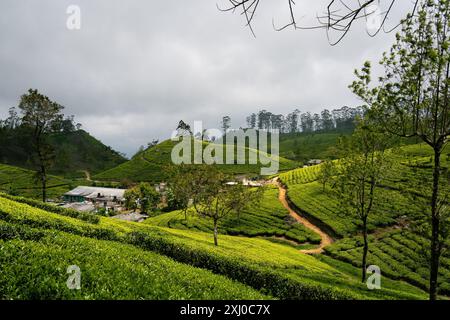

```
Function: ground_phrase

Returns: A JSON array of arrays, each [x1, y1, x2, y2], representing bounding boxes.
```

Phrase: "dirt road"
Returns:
[[276, 178, 334, 254]]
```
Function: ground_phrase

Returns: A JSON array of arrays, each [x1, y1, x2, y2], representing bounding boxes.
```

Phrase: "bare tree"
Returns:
[[220, 0, 419, 44]]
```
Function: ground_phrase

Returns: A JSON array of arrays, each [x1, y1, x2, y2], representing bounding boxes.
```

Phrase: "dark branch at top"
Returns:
[[220, 0, 420, 44]]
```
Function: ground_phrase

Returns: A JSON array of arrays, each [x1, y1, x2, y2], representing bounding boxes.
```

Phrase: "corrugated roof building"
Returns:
[[64, 186, 126, 203]]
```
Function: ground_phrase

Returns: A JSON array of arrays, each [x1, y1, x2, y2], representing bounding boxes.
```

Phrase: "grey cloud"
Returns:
[[0, 0, 411, 156]]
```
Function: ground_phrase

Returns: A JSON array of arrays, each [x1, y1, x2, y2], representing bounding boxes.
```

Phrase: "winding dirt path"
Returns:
[[275, 178, 334, 254]]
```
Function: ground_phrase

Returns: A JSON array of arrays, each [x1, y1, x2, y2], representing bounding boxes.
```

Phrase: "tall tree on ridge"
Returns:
[[350, 0, 450, 299], [336, 120, 390, 283], [18, 89, 64, 202]]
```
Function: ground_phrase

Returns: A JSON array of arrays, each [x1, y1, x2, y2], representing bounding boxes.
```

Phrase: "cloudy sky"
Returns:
[[0, 0, 414, 157]]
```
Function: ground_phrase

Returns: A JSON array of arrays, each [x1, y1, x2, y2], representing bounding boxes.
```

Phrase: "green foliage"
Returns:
[[0, 129, 126, 179], [0, 195, 426, 299], [279, 163, 322, 185], [280, 143, 450, 294], [325, 229, 450, 296], [124, 182, 160, 213], [173, 165, 264, 246], [317, 160, 336, 191]]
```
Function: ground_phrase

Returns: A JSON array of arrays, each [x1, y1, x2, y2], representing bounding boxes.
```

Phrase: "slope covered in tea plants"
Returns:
[[278, 143, 450, 295], [0, 195, 427, 300]]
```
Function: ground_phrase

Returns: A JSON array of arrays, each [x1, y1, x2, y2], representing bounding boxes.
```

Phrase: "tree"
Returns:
[[300, 112, 314, 133], [61, 115, 76, 132], [188, 165, 262, 246], [124, 183, 160, 213], [313, 113, 322, 132], [124, 188, 139, 212], [350, 0, 450, 299], [5, 107, 20, 129], [285, 109, 300, 133], [18, 89, 64, 202], [148, 139, 159, 148], [138, 182, 160, 214], [321, 109, 334, 131], [166, 165, 196, 220], [176, 120, 192, 136], [335, 120, 390, 283], [318, 160, 335, 192], [270, 114, 284, 132], [221, 0, 419, 44], [246, 113, 257, 128], [229, 183, 265, 224], [221, 115, 232, 134]]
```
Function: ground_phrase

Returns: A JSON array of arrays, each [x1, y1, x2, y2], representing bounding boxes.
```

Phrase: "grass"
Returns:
[[0, 195, 427, 300]]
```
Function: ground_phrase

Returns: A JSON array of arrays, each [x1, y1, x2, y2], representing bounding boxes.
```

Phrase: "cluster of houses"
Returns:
[[60, 177, 267, 214], [61, 186, 127, 213], [60, 161, 325, 215]]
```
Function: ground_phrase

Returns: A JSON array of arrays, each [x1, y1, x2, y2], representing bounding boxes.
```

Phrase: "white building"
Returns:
[[63, 186, 126, 212]]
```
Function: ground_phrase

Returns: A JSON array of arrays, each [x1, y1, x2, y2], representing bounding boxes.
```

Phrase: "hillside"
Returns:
[[94, 139, 299, 183], [278, 143, 450, 295], [0, 163, 74, 199], [0, 129, 126, 179], [279, 130, 352, 162], [0, 193, 426, 299], [0, 196, 267, 299]]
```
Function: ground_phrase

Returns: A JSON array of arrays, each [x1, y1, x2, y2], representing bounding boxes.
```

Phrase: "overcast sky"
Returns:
[[0, 0, 414, 157]]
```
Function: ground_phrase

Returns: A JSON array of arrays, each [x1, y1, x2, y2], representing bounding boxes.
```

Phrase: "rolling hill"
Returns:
[[94, 139, 300, 183]]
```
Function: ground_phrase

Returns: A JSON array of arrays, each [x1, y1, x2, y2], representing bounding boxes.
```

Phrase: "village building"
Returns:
[[62, 186, 126, 212], [307, 159, 323, 166]]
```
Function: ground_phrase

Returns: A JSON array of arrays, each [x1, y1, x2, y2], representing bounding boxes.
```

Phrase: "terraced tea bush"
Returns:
[[279, 165, 322, 186], [148, 187, 321, 245], [0, 196, 426, 300], [325, 230, 450, 295], [0, 222, 268, 300], [0, 192, 99, 224], [0, 163, 71, 200]]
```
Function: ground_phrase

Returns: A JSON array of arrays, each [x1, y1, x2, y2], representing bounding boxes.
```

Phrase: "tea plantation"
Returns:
[[278, 143, 450, 296], [0, 194, 426, 300]]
